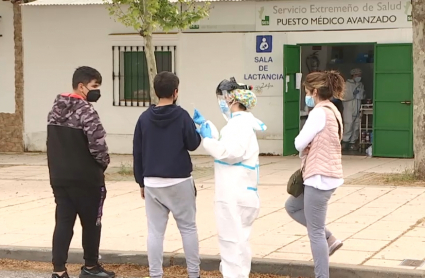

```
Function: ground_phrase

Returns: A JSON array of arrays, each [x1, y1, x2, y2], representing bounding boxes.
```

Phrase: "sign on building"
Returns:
[[255, 0, 412, 31], [243, 34, 285, 97]]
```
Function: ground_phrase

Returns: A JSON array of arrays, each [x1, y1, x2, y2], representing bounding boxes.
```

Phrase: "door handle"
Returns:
[[285, 75, 290, 93], [401, 101, 412, 105]]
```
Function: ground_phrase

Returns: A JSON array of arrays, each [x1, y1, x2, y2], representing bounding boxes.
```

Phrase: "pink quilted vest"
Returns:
[[302, 100, 343, 180]]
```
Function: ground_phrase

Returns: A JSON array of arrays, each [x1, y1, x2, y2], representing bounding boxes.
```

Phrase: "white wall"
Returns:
[[0, 1, 16, 113], [21, 3, 413, 155], [22, 4, 283, 154], [21, 4, 289, 155]]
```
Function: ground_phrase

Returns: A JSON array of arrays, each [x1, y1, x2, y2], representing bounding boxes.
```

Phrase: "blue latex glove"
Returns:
[[353, 88, 360, 96], [193, 109, 206, 125], [199, 122, 212, 139]]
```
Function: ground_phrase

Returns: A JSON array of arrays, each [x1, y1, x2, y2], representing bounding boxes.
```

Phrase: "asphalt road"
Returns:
[[0, 270, 88, 278], [0, 270, 58, 278], [0, 270, 146, 278]]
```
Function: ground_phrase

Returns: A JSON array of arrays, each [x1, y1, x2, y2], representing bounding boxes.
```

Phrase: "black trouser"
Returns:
[[52, 186, 105, 272]]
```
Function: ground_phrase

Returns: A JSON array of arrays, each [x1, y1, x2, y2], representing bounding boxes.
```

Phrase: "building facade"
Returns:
[[20, 0, 413, 157]]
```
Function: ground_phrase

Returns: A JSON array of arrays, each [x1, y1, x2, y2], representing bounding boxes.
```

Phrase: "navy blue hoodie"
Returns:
[[133, 104, 201, 187]]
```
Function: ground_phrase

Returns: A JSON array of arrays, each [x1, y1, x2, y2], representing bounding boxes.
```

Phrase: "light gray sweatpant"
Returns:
[[285, 186, 336, 278], [145, 178, 200, 278]]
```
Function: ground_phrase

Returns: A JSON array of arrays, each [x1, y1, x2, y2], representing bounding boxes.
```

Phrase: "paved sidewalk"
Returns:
[[1, 154, 424, 271]]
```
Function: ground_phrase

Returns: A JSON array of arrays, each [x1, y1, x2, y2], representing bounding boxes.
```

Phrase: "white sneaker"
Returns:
[[328, 235, 343, 256]]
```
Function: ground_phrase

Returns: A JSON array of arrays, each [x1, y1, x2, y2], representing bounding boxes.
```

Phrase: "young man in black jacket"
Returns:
[[47, 66, 115, 278], [133, 71, 202, 278]]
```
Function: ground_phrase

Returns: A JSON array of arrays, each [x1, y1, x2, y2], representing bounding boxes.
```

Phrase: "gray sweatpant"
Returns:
[[285, 186, 336, 278], [145, 178, 200, 278]]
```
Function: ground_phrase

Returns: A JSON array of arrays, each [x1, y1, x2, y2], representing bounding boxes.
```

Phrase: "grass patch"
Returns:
[[192, 165, 214, 179], [105, 162, 214, 182], [383, 168, 419, 184], [0, 164, 16, 168], [105, 162, 134, 181], [117, 162, 133, 176], [345, 168, 425, 186]]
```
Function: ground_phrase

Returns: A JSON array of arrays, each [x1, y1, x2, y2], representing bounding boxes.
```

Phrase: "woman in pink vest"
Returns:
[[285, 71, 345, 278]]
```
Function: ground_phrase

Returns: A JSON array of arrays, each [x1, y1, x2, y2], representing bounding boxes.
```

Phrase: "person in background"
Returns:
[[342, 68, 364, 150], [47, 66, 115, 278], [285, 71, 345, 278], [330, 96, 344, 123], [193, 77, 267, 278], [133, 71, 202, 278]]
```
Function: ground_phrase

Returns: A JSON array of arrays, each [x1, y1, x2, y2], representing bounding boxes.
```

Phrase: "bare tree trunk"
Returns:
[[12, 0, 24, 151], [144, 33, 158, 104], [413, 0, 425, 178]]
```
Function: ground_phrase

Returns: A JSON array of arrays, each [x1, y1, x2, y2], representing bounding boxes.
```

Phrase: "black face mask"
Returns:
[[86, 89, 101, 102]]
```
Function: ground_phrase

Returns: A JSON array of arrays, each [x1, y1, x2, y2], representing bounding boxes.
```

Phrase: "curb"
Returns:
[[1, 246, 425, 278]]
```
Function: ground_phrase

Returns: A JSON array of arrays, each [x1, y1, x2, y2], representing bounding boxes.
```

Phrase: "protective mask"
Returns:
[[86, 89, 101, 102], [305, 96, 315, 108], [218, 99, 233, 121], [354, 77, 362, 83], [219, 100, 229, 113]]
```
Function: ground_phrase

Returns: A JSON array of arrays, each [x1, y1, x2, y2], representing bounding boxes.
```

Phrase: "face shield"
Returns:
[[216, 77, 253, 121], [216, 91, 232, 121]]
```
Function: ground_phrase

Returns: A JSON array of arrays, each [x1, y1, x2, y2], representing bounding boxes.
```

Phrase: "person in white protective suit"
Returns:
[[342, 68, 365, 150], [192, 77, 267, 278]]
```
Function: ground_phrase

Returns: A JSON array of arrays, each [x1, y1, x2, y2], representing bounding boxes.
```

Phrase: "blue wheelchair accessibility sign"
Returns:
[[256, 35, 272, 53]]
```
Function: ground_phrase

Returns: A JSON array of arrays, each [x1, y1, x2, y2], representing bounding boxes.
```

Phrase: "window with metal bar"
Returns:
[[112, 45, 176, 107]]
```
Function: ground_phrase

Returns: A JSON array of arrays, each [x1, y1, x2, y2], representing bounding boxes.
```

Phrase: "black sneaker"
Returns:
[[52, 272, 69, 278], [79, 264, 115, 278]]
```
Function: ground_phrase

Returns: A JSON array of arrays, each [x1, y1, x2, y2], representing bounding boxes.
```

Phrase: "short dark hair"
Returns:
[[72, 66, 102, 90], [153, 71, 179, 99]]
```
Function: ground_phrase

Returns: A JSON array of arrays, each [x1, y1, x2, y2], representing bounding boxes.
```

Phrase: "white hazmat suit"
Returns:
[[343, 77, 365, 144], [203, 112, 266, 278]]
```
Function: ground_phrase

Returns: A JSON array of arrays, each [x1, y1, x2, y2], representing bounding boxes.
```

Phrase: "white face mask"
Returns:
[[354, 77, 362, 83]]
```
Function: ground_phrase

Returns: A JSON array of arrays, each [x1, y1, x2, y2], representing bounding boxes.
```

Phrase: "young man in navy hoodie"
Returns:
[[133, 71, 202, 278]]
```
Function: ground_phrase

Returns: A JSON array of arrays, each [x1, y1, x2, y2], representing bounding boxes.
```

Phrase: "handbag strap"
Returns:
[[322, 105, 342, 140]]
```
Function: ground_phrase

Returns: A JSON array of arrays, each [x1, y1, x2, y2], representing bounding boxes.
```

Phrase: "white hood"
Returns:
[[232, 112, 267, 131], [248, 112, 267, 131]]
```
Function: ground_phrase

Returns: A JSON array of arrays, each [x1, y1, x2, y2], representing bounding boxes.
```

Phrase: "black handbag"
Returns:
[[287, 167, 305, 198]]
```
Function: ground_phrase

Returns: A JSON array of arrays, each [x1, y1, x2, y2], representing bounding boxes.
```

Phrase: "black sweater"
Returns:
[[133, 104, 201, 187]]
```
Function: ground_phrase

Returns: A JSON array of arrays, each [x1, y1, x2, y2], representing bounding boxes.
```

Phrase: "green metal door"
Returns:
[[373, 44, 413, 157], [283, 45, 301, 156]]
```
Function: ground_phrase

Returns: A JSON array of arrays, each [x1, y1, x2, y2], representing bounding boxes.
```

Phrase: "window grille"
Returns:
[[112, 45, 176, 106]]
